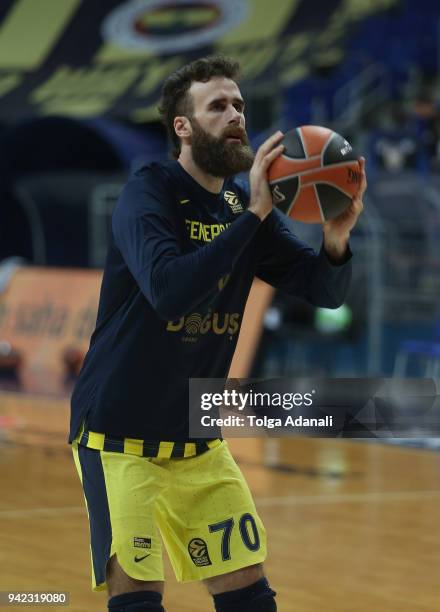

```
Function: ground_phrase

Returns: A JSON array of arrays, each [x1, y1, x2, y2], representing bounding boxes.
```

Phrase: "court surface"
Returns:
[[1, 431, 439, 611]]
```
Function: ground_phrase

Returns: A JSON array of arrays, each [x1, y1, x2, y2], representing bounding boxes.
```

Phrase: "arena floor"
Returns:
[[1, 410, 439, 612]]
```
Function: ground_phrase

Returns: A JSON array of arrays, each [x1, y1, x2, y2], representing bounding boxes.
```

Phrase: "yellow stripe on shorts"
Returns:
[[157, 441, 175, 458], [183, 442, 196, 457], [87, 431, 105, 450], [123, 438, 144, 456], [207, 439, 222, 450]]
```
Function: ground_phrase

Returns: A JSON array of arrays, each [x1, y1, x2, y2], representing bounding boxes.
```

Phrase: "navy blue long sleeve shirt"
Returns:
[[69, 160, 352, 444]]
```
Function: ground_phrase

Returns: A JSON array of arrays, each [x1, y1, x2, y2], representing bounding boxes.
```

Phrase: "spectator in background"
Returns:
[[369, 101, 419, 172], [412, 91, 440, 172]]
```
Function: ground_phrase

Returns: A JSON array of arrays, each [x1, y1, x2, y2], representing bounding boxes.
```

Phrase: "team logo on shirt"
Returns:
[[185, 219, 231, 242], [166, 310, 241, 342], [188, 538, 212, 567], [224, 190, 244, 214]]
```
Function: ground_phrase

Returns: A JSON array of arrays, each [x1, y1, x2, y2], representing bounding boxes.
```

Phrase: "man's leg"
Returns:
[[154, 441, 274, 609], [204, 563, 277, 611], [72, 442, 168, 610], [106, 554, 165, 611]]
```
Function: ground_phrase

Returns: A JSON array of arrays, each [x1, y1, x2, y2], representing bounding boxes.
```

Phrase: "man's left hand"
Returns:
[[322, 156, 367, 263]]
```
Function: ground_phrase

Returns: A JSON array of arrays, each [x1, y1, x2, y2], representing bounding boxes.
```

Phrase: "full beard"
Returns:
[[190, 119, 255, 178]]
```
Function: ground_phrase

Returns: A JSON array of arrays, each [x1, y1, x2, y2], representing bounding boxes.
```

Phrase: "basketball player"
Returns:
[[69, 56, 366, 611]]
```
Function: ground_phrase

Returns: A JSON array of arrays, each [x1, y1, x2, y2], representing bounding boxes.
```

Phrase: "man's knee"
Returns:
[[106, 555, 165, 611], [212, 577, 276, 611], [204, 563, 264, 595], [205, 565, 276, 611]]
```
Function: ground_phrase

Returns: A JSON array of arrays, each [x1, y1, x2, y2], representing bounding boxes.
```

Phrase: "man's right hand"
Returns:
[[247, 131, 285, 222]]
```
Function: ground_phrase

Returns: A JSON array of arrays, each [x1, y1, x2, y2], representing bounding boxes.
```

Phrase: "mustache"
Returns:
[[222, 127, 248, 143]]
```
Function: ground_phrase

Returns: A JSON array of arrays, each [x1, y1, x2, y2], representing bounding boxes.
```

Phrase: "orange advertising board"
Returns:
[[0, 267, 102, 395]]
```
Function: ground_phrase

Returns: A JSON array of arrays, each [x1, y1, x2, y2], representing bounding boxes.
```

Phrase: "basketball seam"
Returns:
[[297, 127, 308, 158], [269, 172, 298, 186], [320, 132, 336, 166], [287, 190, 299, 217], [268, 159, 359, 185], [313, 184, 325, 223], [281, 153, 321, 161], [285, 202, 294, 218], [314, 180, 354, 199]]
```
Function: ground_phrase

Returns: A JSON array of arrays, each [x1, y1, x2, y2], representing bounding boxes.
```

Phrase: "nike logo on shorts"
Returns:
[[134, 554, 151, 563]]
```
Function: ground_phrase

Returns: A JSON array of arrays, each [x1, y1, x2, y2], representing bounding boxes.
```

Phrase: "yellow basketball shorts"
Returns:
[[72, 440, 267, 590]]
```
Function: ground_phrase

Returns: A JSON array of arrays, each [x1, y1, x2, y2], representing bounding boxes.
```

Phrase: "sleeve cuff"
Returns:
[[321, 243, 353, 267]]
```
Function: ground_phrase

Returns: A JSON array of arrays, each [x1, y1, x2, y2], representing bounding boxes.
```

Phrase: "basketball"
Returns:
[[268, 125, 361, 223]]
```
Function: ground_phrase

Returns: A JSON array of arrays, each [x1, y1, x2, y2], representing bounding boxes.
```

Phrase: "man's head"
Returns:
[[159, 56, 254, 177]]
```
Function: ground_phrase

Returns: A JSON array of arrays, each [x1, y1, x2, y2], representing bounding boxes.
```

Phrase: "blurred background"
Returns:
[[1, 0, 440, 391], [1, 1, 440, 610]]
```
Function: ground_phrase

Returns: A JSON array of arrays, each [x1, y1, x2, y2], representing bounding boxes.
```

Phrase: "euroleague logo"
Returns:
[[167, 309, 240, 342], [224, 191, 244, 214], [102, 0, 249, 54], [188, 538, 212, 567]]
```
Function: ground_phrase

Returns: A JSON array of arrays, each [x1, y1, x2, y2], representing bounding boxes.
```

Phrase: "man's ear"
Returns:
[[174, 116, 191, 139]]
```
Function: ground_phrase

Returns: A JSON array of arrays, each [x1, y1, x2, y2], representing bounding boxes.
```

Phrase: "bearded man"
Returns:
[[69, 55, 365, 612]]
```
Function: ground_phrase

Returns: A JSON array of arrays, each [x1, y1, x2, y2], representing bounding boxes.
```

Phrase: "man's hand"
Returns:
[[323, 157, 367, 262], [248, 131, 285, 222]]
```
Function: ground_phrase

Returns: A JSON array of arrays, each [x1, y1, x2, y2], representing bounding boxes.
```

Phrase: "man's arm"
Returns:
[[112, 134, 287, 320], [255, 210, 352, 308], [112, 177, 261, 320]]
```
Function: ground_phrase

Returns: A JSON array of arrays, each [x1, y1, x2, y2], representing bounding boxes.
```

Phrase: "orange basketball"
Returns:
[[268, 125, 361, 223]]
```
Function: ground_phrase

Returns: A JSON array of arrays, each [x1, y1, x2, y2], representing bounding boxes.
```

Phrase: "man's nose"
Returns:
[[228, 106, 242, 124]]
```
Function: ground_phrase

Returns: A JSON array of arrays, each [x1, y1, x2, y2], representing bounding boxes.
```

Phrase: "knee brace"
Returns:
[[108, 590, 165, 611], [213, 577, 277, 612]]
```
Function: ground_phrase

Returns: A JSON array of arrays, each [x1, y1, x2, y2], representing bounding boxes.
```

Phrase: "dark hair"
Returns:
[[158, 55, 240, 159]]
